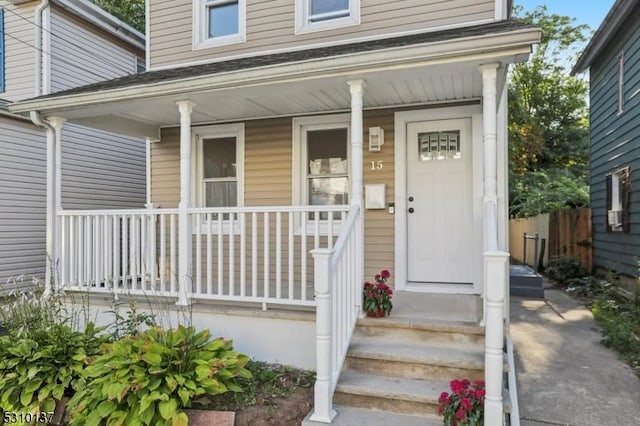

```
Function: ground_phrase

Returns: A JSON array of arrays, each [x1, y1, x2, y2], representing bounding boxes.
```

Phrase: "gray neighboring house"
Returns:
[[573, 0, 640, 282], [0, 0, 146, 289]]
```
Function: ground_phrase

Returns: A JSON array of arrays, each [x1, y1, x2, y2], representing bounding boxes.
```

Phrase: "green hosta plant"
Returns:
[[68, 325, 251, 426], [0, 322, 106, 417]]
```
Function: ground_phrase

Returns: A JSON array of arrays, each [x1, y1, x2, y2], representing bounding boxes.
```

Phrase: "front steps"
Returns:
[[305, 293, 485, 424]]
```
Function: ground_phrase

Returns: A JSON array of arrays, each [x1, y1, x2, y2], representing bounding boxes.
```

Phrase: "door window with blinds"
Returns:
[[418, 130, 461, 161]]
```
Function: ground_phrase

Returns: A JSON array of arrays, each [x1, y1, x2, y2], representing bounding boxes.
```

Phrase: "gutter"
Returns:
[[9, 27, 541, 114]]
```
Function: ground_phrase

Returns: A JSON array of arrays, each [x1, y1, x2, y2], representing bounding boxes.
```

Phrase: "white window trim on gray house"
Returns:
[[193, 0, 246, 50], [295, 0, 360, 35]]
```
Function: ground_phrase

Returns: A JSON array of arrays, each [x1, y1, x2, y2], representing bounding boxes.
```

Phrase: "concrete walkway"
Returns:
[[511, 288, 640, 426]]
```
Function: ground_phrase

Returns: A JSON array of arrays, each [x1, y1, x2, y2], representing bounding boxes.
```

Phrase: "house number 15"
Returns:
[[370, 160, 384, 170]]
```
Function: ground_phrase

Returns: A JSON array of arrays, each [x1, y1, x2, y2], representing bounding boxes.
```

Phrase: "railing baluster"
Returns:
[[103, 215, 109, 287], [288, 211, 294, 300], [240, 212, 246, 297], [252, 212, 258, 297], [130, 216, 138, 291], [122, 216, 128, 290], [170, 214, 177, 294], [61, 216, 68, 287], [229, 213, 235, 296], [149, 213, 157, 291], [113, 216, 120, 299], [314, 211, 320, 250], [86, 216, 92, 288], [69, 216, 75, 286], [206, 213, 212, 295], [160, 214, 166, 293], [328, 213, 334, 249], [196, 213, 202, 294], [94, 215, 100, 288], [301, 211, 307, 301], [140, 214, 147, 290], [263, 212, 270, 301], [276, 211, 282, 299], [217, 214, 223, 296]]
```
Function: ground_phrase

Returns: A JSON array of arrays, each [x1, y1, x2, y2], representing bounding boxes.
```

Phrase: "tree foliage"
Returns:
[[509, 6, 591, 218], [91, 0, 145, 33]]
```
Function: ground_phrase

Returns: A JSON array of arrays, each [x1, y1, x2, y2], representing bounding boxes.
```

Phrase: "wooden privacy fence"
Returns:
[[548, 207, 592, 272], [509, 207, 592, 272]]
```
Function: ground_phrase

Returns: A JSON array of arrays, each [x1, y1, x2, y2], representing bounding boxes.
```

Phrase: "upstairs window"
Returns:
[[194, 0, 246, 50], [295, 0, 360, 34], [606, 167, 631, 233], [1, 8, 5, 93]]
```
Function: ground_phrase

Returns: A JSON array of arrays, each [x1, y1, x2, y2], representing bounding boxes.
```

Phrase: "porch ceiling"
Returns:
[[38, 61, 491, 139]]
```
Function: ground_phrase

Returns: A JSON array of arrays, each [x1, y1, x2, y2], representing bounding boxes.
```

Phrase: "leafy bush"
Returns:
[[591, 292, 640, 376], [107, 299, 157, 340], [67, 325, 251, 426], [0, 323, 106, 416], [546, 256, 586, 285]]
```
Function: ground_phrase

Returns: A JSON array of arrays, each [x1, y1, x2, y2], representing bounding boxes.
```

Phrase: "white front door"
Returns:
[[406, 118, 473, 284]]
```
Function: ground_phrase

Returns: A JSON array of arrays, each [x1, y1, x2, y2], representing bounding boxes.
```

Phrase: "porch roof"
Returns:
[[9, 20, 540, 139]]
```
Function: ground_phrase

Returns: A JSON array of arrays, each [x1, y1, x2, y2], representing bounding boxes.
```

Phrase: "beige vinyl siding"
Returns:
[[49, 6, 139, 92], [150, 110, 396, 287], [61, 124, 146, 209], [150, 0, 495, 69], [0, 117, 46, 289], [0, 1, 38, 101]]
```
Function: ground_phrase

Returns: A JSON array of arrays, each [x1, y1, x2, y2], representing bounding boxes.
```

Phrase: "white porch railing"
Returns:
[[310, 204, 363, 423], [188, 205, 349, 307], [58, 208, 180, 298], [56, 205, 351, 308]]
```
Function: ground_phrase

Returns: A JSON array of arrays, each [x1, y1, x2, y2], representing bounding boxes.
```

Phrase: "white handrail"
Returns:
[[310, 204, 362, 423]]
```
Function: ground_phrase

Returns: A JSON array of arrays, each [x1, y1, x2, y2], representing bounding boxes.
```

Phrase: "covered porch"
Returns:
[[10, 22, 539, 423]]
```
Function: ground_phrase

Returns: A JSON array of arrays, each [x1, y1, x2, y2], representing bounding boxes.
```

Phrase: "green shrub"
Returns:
[[67, 325, 251, 426], [546, 256, 586, 285], [0, 323, 107, 417]]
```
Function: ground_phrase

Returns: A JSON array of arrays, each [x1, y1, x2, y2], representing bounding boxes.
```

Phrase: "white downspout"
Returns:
[[34, 0, 51, 96]]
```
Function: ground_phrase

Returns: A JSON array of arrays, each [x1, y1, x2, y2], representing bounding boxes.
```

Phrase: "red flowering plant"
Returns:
[[362, 270, 393, 316], [438, 379, 485, 425]]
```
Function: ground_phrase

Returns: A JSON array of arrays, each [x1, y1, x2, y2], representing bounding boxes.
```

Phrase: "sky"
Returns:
[[514, 0, 616, 31]]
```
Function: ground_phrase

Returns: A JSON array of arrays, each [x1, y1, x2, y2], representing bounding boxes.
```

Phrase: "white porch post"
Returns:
[[480, 63, 506, 426], [347, 80, 365, 207], [48, 117, 65, 293], [176, 100, 195, 306], [347, 79, 365, 303]]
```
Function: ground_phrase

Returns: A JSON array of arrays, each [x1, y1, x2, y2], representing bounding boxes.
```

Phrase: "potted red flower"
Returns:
[[362, 270, 393, 318], [438, 379, 485, 425]]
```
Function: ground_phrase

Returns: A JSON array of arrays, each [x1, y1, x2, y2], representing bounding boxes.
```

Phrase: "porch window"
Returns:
[[293, 114, 350, 223], [193, 0, 246, 50], [194, 123, 244, 209], [295, 0, 360, 34], [606, 167, 631, 233]]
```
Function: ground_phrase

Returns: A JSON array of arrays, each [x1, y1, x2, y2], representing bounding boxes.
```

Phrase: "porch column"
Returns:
[[347, 79, 365, 206], [480, 63, 505, 426], [49, 117, 65, 293], [176, 100, 195, 306]]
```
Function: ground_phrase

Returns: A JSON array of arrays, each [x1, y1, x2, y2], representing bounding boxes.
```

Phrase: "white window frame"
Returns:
[[192, 123, 244, 233], [292, 114, 351, 234], [193, 0, 246, 50], [295, 0, 360, 35]]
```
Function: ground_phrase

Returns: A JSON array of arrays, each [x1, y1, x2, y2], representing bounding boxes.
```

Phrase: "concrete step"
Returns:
[[355, 316, 485, 346], [510, 265, 544, 298], [333, 371, 449, 417], [302, 406, 440, 426], [345, 339, 485, 381], [391, 291, 483, 323]]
